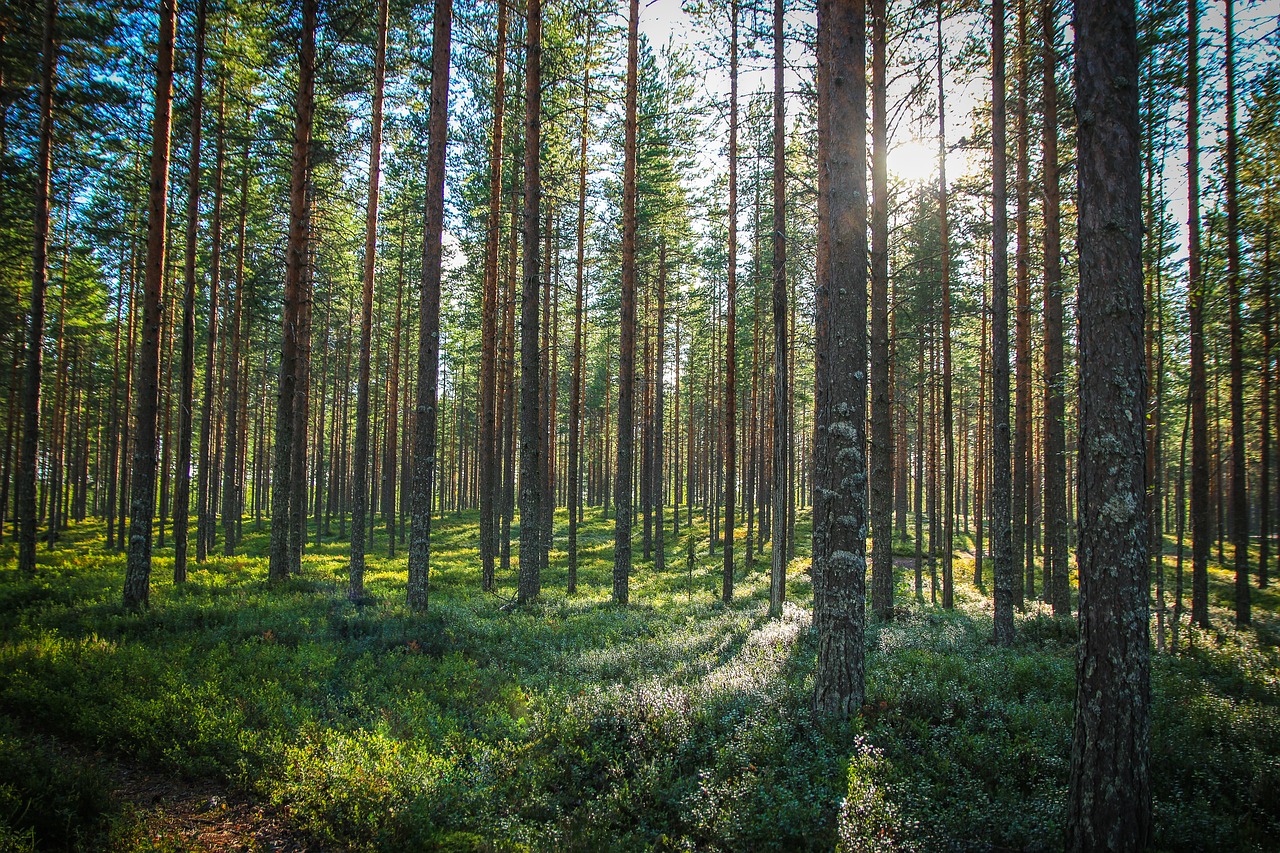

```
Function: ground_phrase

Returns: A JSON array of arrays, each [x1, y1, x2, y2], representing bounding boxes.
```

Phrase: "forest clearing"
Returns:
[[1, 514, 1278, 850], [2, 0, 1279, 847]]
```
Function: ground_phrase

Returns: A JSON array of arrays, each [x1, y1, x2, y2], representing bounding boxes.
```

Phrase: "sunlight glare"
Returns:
[[887, 139, 938, 185]]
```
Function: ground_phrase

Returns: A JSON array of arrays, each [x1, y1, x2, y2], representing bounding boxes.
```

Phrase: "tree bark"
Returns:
[[480, 0, 507, 592], [384, 229, 404, 557], [408, 0, 452, 611], [1187, 0, 1209, 629], [197, 77, 225, 563], [991, 0, 1015, 644], [17, 0, 57, 576], [769, 0, 788, 617], [937, 0, 955, 609], [123, 0, 176, 608], [268, 0, 316, 583], [612, 0, 639, 605], [1042, 0, 1068, 616], [222, 140, 249, 555], [868, 0, 892, 621], [350, 0, 389, 601], [174, 0, 207, 583], [518, 0, 545, 605], [721, 0, 742, 604], [1224, 0, 1249, 626], [1066, 0, 1150, 845], [812, 0, 868, 719]]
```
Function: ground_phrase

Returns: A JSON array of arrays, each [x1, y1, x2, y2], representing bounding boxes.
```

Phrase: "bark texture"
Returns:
[[408, 0, 452, 611], [812, 0, 868, 719], [124, 0, 176, 609], [1066, 0, 1151, 845], [17, 0, 57, 576], [518, 0, 545, 605]]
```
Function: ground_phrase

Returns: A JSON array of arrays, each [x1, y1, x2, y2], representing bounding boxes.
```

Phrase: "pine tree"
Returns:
[[123, 0, 177, 609], [1067, 0, 1151, 844], [408, 0, 453, 611], [812, 0, 868, 718]]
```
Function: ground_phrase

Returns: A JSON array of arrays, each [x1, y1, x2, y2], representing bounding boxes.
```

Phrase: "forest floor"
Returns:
[[0, 510, 1277, 852]]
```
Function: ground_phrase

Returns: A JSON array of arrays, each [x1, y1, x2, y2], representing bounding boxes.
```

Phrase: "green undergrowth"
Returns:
[[0, 515, 1276, 851]]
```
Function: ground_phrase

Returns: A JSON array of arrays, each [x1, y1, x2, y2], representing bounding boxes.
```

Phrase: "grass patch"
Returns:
[[0, 512, 1276, 850]]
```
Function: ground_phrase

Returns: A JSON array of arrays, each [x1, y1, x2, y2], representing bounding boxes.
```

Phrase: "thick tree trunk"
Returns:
[[1066, 0, 1150, 845], [812, 0, 868, 719], [408, 0, 452, 611], [18, 0, 57, 576], [518, 0, 545, 605], [174, 0, 207, 584], [269, 0, 316, 583], [349, 0, 388, 601], [613, 0, 639, 605], [991, 0, 1015, 644], [123, 0, 175, 608]]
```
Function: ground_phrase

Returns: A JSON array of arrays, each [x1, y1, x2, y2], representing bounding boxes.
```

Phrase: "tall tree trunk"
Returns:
[[222, 140, 249, 555], [1186, 0, 1209, 629], [18, 0, 57, 575], [479, 0, 507, 592], [991, 0, 1015, 644], [290, 227, 314, 573], [656, 243, 667, 576], [937, 0, 955, 609], [1224, 0, 1248, 626], [1042, 0, 1068, 616], [197, 78, 225, 563], [1011, 0, 1031, 607], [769, 0, 788, 617], [350, 0, 388, 600], [567, 19, 591, 592], [501, 192, 518, 575], [612, 0, 639, 605], [105, 265, 124, 550], [722, 0, 738, 604], [123, 0, 176, 608], [174, 0, 207, 583], [1067, 0, 1150, 844], [518, 0, 545, 605], [119, 240, 140, 549], [869, 0, 892, 621], [1262, 224, 1273, 591], [812, 0, 868, 719], [269, 0, 316, 583], [975, 260, 986, 587], [408, 0, 452, 610], [384, 229, 404, 557]]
